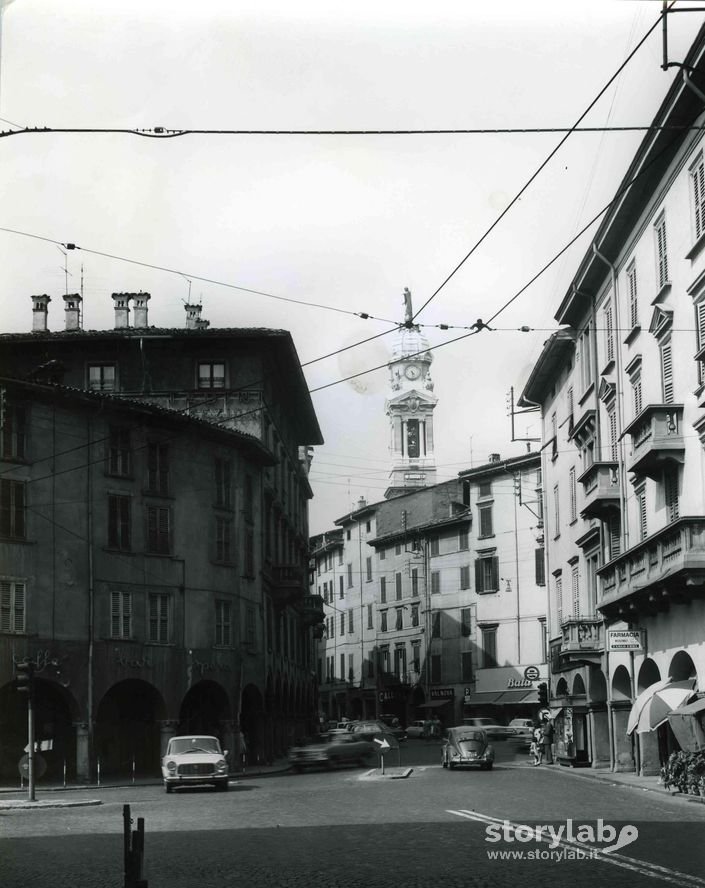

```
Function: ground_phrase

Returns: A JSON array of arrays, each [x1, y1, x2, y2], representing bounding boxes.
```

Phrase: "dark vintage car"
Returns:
[[441, 726, 495, 770], [161, 735, 230, 793], [288, 732, 375, 771]]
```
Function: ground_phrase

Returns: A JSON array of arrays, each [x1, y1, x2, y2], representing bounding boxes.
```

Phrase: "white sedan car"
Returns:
[[405, 720, 428, 739], [161, 735, 229, 793]]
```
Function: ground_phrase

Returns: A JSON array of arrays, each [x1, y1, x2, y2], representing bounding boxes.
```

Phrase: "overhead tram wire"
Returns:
[[410, 3, 674, 324], [2, 124, 704, 140], [0, 225, 397, 324]]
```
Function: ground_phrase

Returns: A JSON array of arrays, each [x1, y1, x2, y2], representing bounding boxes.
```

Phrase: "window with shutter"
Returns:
[[395, 572, 402, 600], [431, 571, 440, 595], [147, 443, 169, 494], [411, 568, 419, 597], [108, 494, 131, 550], [655, 215, 669, 289], [556, 576, 563, 629], [215, 516, 232, 562], [553, 484, 560, 539], [0, 479, 25, 539], [627, 263, 638, 328], [608, 405, 618, 461], [1, 403, 27, 461], [604, 301, 614, 363], [380, 576, 386, 603], [366, 557, 372, 582], [608, 513, 621, 560], [432, 611, 441, 637], [461, 607, 473, 637], [0, 579, 25, 633], [380, 611, 388, 632], [339, 575, 344, 598], [535, 548, 545, 586], [340, 612, 345, 634], [460, 565, 470, 590], [111, 591, 131, 639], [459, 528, 469, 551], [632, 373, 643, 417], [697, 302, 705, 386], [108, 426, 131, 476], [571, 565, 580, 618], [429, 536, 439, 556], [149, 593, 170, 643], [660, 340, 674, 403], [395, 608, 403, 630], [569, 467, 577, 523], [411, 604, 419, 627], [147, 506, 170, 554], [347, 563, 353, 588], [367, 603, 373, 629], [692, 156, 705, 239], [475, 556, 498, 594], [637, 486, 648, 541], [480, 627, 497, 668], [348, 609, 354, 633], [664, 469, 679, 523], [478, 504, 493, 537]]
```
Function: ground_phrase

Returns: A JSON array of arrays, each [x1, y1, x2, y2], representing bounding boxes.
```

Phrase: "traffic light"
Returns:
[[538, 681, 548, 707], [15, 659, 33, 696]]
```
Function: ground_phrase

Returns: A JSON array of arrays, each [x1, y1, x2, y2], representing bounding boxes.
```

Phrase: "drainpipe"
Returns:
[[87, 415, 95, 777], [591, 244, 629, 774]]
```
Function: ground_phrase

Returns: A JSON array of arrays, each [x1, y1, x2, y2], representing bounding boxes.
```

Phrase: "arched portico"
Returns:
[[95, 680, 166, 778]]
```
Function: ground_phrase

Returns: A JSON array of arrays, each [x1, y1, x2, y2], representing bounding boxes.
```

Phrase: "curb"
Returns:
[[0, 798, 102, 810]]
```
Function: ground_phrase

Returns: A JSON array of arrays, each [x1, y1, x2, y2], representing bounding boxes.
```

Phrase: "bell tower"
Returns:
[[385, 288, 438, 499]]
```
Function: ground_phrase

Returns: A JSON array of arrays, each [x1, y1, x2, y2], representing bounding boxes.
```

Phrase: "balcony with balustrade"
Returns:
[[623, 404, 684, 480], [578, 461, 620, 519], [597, 518, 705, 619], [300, 593, 325, 627], [559, 616, 604, 665]]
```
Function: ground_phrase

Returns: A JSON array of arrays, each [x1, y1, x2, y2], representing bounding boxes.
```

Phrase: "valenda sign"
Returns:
[[607, 629, 644, 651]]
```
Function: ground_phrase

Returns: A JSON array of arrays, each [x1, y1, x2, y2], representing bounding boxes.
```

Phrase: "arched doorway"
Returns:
[[637, 658, 661, 693], [95, 680, 165, 777], [0, 678, 79, 783], [668, 650, 697, 683], [179, 680, 231, 740]]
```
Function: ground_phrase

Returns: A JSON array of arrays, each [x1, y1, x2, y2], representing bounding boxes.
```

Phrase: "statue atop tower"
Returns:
[[385, 288, 438, 499]]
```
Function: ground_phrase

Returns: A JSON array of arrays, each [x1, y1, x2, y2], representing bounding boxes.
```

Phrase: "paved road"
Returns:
[[2, 739, 704, 887]]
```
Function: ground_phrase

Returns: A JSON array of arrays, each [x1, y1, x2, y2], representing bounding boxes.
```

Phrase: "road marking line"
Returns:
[[446, 809, 705, 886]]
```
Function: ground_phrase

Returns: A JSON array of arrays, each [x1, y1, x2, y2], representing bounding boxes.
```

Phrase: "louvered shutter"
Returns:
[[535, 547, 545, 586], [661, 341, 674, 403], [697, 302, 705, 385], [475, 559, 484, 593], [656, 219, 669, 288], [571, 566, 580, 618], [628, 265, 638, 328], [0, 581, 11, 631], [608, 407, 618, 461], [604, 302, 614, 362], [111, 591, 120, 637], [490, 556, 499, 592], [694, 161, 705, 239]]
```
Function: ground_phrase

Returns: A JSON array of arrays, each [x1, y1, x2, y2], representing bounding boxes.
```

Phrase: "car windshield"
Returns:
[[169, 737, 221, 755]]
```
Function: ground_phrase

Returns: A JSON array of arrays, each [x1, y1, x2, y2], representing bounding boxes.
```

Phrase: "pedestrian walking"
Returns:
[[541, 716, 554, 764], [530, 726, 543, 765], [238, 731, 248, 771]]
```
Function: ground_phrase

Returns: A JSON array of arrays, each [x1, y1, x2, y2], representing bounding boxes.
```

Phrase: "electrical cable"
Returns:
[[411, 3, 673, 323]]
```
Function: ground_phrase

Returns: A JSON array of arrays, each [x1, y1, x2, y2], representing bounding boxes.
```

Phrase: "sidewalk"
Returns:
[[530, 760, 705, 805], [0, 759, 292, 808]]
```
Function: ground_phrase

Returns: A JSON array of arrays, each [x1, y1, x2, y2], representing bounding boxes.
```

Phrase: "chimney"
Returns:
[[112, 293, 132, 329], [357, 496, 367, 510], [488, 453, 501, 463], [31, 294, 51, 332], [63, 293, 82, 331], [132, 291, 150, 328]]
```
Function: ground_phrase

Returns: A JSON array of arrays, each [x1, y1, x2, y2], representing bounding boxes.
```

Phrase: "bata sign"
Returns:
[[608, 630, 644, 651], [507, 678, 533, 688]]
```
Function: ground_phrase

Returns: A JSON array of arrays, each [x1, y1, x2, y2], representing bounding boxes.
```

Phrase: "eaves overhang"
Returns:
[[517, 330, 575, 407]]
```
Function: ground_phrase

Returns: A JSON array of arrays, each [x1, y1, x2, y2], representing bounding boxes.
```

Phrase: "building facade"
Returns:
[[519, 28, 705, 773], [0, 296, 323, 781], [310, 453, 548, 728]]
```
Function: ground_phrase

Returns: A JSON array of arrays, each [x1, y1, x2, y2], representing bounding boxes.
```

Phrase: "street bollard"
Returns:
[[123, 804, 148, 888]]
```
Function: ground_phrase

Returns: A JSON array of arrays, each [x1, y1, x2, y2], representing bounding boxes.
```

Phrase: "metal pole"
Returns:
[[27, 689, 35, 802]]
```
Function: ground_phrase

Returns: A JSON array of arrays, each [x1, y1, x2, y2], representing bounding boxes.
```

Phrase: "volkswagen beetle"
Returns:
[[441, 726, 495, 770]]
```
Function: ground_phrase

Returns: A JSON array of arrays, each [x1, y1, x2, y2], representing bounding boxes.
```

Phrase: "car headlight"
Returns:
[[166, 761, 177, 774], [215, 759, 228, 773]]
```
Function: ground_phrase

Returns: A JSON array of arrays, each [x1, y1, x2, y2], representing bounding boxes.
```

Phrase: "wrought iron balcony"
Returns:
[[578, 461, 620, 519], [560, 616, 604, 660], [598, 518, 705, 618], [623, 404, 684, 480]]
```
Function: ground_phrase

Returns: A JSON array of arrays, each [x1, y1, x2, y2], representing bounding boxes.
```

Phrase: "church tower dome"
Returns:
[[385, 288, 438, 499]]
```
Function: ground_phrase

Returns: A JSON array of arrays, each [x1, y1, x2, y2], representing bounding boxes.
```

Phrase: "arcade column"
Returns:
[[611, 702, 635, 772], [158, 720, 180, 758], [73, 722, 90, 783], [219, 719, 236, 772]]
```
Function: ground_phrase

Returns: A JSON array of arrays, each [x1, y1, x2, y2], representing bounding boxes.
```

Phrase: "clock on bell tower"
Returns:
[[384, 288, 438, 499]]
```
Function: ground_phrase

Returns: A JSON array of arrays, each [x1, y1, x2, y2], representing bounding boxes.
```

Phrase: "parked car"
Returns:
[[462, 716, 515, 741], [161, 735, 229, 793], [288, 732, 375, 771], [441, 726, 495, 770], [405, 720, 428, 739], [349, 720, 400, 748], [508, 718, 534, 747]]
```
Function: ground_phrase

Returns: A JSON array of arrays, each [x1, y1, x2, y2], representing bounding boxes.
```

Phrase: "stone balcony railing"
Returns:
[[578, 461, 620, 519], [623, 404, 684, 479], [560, 616, 604, 654], [301, 594, 325, 627], [597, 518, 705, 617]]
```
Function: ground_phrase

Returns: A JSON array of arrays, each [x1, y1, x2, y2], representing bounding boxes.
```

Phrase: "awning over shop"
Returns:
[[463, 692, 502, 706], [494, 689, 539, 704], [667, 696, 705, 752], [418, 699, 453, 709]]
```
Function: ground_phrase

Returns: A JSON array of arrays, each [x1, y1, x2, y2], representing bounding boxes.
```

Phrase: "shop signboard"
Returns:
[[607, 629, 644, 651]]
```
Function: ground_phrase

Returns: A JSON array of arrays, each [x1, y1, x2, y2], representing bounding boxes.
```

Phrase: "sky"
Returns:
[[1, 0, 704, 535]]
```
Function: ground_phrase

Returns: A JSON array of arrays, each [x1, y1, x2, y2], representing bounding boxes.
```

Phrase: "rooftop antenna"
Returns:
[[80, 262, 84, 329], [56, 246, 72, 295]]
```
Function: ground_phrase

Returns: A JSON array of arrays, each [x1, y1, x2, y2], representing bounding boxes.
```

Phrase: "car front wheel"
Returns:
[[165, 783, 173, 794]]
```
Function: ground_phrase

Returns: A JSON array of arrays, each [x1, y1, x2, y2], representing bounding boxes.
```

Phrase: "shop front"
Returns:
[[464, 665, 547, 725]]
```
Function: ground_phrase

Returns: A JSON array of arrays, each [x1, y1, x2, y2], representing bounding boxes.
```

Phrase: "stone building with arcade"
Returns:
[[0, 295, 323, 782]]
